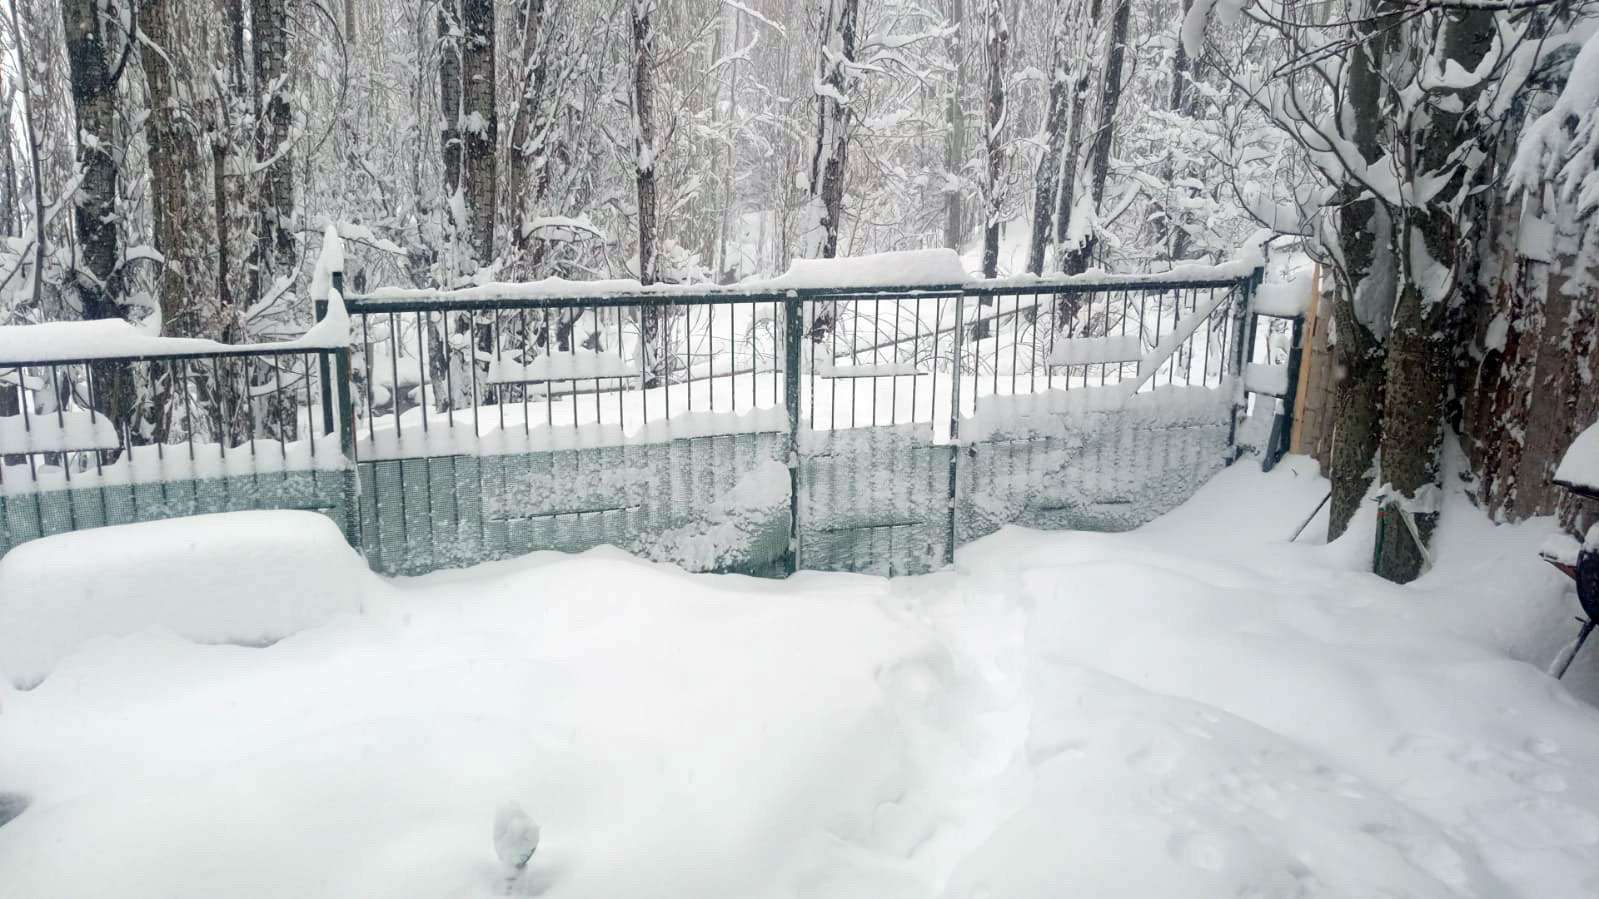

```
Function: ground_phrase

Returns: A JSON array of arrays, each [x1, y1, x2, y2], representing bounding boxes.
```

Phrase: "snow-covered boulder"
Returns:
[[0, 511, 371, 687]]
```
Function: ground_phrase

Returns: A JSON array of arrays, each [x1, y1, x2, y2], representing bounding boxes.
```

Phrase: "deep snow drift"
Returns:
[[1, 458, 1598, 898]]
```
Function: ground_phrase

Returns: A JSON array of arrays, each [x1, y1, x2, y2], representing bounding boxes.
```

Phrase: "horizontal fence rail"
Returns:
[[0, 258, 1265, 576]]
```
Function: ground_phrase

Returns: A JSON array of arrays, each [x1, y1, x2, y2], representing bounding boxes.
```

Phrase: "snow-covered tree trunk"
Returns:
[[61, 0, 121, 322], [0, 83, 14, 236], [61, 0, 136, 444], [633, 0, 665, 383], [979, 0, 1007, 279], [1026, 6, 1069, 275], [460, 0, 497, 269], [1323, 0, 1397, 541], [1372, 10, 1494, 584], [804, 0, 858, 261], [1059, 0, 1126, 275], [1051, 0, 1100, 274], [633, 0, 659, 285], [943, 0, 966, 253], [438, 0, 497, 276], [251, 0, 296, 299], [3, 0, 48, 316], [508, 0, 552, 271], [1157, 0, 1193, 262]]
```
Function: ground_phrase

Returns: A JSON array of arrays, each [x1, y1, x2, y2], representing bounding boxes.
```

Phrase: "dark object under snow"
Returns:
[[0, 792, 29, 829], [1543, 440, 1599, 678]]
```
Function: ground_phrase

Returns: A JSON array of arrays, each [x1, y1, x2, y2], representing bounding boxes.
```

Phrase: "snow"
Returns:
[[0, 308, 349, 364], [0, 409, 121, 453], [812, 360, 924, 378], [311, 223, 345, 303], [493, 803, 540, 871], [1244, 361, 1290, 396], [1251, 276, 1311, 317], [357, 249, 971, 305], [523, 215, 605, 242], [1047, 334, 1142, 365], [1554, 420, 1599, 494], [484, 352, 640, 384], [0, 511, 367, 687], [753, 248, 969, 290], [1, 462, 1598, 896], [0, 432, 346, 496]]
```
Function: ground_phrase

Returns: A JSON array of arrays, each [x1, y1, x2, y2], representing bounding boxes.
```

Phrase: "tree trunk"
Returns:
[[1371, 9, 1494, 583], [61, 0, 121, 321], [633, 0, 664, 383], [251, 0, 296, 298], [0, 84, 15, 235], [62, 0, 135, 445], [144, 0, 218, 338], [1060, 0, 1127, 275], [806, 0, 858, 260], [1052, 0, 1100, 273], [1373, 280, 1449, 582], [461, 0, 497, 268], [979, 0, 1007, 279], [439, 0, 464, 275], [8, 0, 49, 314], [942, 0, 965, 252], [1324, 0, 1398, 541], [1026, 8, 1069, 275], [508, 0, 552, 269], [633, 0, 658, 285], [803, 0, 859, 342], [1158, 0, 1193, 262]]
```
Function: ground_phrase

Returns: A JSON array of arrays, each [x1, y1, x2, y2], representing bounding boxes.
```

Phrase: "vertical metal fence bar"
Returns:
[[945, 292, 966, 564], [783, 294, 803, 575]]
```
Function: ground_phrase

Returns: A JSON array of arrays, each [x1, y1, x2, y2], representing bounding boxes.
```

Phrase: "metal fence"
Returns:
[[0, 263, 1264, 575], [0, 337, 355, 555]]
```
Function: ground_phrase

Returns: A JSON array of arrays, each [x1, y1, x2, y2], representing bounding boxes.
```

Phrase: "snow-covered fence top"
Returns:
[[344, 249, 1260, 310], [0, 300, 349, 368]]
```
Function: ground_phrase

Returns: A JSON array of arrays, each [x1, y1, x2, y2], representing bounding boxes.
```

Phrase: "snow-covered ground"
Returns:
[[2, 458, 1598, 898]]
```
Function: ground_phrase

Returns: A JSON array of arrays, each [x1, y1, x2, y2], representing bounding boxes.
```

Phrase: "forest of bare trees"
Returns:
[[1, 0, 1596, 582]]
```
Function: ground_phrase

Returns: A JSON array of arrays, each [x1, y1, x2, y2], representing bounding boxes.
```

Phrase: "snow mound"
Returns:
[[0, 511, 370, 687], [1554, 420, 1599, 494]]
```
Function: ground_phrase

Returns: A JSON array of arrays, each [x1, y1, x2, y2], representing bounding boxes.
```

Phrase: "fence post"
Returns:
[[945, 292, 966, 565], [329, 269, 362, 548], [1225, 269, 1261, 461], [1262, 313, 1306, 471], [315, 279, 337, 438], [783, 292, 803, 576]]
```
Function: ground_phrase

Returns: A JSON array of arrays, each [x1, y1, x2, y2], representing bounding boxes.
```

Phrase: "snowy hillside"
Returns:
[[1, 458, 1596, 898]]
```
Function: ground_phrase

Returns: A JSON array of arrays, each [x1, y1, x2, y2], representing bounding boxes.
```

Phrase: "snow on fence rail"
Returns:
[[0, 244, 1263, 576]]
